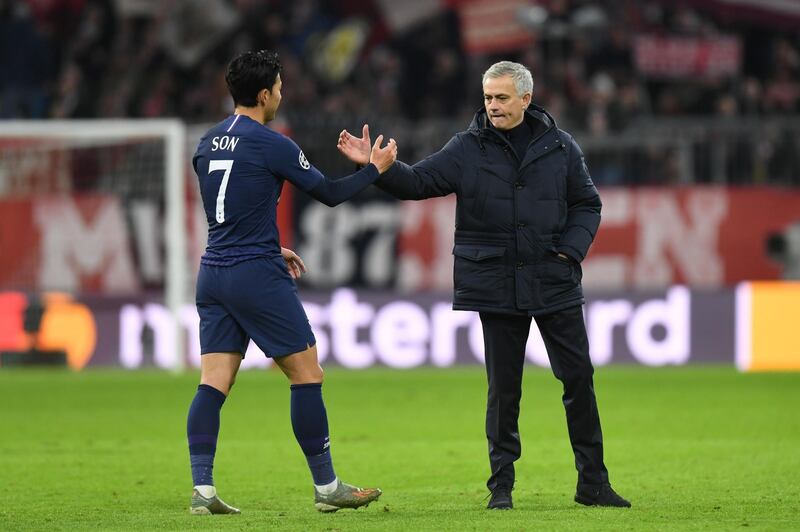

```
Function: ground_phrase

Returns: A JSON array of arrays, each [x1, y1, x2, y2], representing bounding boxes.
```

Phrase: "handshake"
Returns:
[[337, 124, 397, 174]]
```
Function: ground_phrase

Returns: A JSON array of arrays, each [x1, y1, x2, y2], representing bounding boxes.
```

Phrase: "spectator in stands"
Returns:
[[0, 1, 53, 118], [5, 0, 800, 185]]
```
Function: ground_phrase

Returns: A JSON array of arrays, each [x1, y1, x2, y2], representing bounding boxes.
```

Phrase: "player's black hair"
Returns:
[[225, 50, 282, 107]]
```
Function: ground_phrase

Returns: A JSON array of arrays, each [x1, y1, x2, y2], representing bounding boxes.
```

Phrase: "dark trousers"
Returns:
[[480, 305, 609, 491]]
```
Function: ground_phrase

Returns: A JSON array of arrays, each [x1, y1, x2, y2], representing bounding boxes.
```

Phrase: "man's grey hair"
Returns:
[[482, 61, 534, 96]]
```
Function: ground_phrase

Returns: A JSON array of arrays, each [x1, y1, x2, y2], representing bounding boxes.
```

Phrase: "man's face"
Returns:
[[262, 74, 282, 122], [483, 75, 531, 130]]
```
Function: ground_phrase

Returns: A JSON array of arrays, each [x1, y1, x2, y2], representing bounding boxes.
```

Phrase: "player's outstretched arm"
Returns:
[[307, 134, 397, 207], [338, 123, 460, 201]]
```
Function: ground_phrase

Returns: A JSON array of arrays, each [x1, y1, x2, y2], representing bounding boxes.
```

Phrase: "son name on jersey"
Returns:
[[211, 135, 240, 151]]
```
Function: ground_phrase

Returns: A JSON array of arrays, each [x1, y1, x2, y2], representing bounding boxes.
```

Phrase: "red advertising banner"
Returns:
[[396, 187, 800, 290], [2, 187, 798, 294], [0, 195, 140, 294], [457, 0, 536, 55], [634, 35, 741, 79]]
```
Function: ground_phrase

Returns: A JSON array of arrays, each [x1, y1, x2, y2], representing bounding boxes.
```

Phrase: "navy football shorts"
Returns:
[[196, 257, 316, 358]]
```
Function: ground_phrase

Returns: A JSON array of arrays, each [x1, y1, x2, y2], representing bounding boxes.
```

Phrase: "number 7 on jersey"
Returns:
[[209, 159, 234, 223]]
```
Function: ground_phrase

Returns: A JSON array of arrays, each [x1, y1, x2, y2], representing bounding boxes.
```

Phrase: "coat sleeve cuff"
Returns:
[[555, 245, 583, 263]]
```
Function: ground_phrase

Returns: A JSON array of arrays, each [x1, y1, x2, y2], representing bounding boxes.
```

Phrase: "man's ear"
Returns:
[[522, 92, 532, 108], [258, 87, 271, 105]]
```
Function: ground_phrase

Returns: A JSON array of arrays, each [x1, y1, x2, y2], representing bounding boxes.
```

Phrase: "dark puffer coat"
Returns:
[[376, 105, 602, 316]]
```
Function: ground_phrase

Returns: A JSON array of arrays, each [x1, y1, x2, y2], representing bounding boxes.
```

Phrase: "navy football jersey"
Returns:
[[193, 114, 324, 266]]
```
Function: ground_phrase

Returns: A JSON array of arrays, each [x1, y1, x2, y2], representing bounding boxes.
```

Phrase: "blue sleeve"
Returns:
[[267, 131, 383, 207], [266, 135, 324, 192], [306, 164, 381, 207]]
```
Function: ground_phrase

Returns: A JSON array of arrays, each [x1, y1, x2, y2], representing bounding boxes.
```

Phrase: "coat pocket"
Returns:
[[452, 244, 508, 306], [539, 251, 579, 303]]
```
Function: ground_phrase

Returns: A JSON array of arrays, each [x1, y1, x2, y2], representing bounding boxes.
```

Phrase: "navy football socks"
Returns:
[[187, 384, 227, 487], [290, 383, 337, 486]]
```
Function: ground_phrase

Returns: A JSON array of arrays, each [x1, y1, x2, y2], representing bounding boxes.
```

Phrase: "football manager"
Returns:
[[338, 60, 631, 510]]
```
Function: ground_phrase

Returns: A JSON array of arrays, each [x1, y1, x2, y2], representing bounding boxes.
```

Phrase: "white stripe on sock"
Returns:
[[195, 485, 216, 498], [315, 477, 338, 495]]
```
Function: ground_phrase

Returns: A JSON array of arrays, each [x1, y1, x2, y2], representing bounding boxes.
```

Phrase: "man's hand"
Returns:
[[369, 134, 397, 174], [281, 247, 307, 279], [337, 124, 371, 166]]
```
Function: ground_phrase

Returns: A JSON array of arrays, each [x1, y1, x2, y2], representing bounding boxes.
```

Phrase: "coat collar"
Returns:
[[468, 104, 556, 136], [468, 105, 564, 170]]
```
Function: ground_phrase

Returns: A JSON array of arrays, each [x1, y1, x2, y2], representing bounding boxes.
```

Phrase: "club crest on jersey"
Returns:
[[299, 150, 310, 170]]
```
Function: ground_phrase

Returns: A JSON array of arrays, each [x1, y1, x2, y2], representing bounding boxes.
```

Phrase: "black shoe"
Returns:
[[487, 487, 513, 510], [575, 483, 631, 507]]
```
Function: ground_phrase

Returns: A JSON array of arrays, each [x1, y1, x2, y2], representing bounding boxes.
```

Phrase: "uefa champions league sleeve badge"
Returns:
[[299, 150, 311, 170]]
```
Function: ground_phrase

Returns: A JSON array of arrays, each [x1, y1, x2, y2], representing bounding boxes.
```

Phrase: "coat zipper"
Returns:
[[480, 125, 566, 276]]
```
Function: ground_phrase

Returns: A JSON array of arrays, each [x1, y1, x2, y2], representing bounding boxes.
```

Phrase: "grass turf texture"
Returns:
[[1, 367, 798, 531]]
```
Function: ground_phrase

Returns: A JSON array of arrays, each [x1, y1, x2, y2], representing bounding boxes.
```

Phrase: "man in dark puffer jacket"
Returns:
[[337, 61, 630, 511]]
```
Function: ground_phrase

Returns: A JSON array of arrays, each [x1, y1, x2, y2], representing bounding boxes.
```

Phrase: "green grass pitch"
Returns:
[[1, 366, 799, 531]]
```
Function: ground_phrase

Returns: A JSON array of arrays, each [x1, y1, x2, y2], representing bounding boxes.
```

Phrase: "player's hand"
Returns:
[[281, 247, 307, 279], [369, 134, 397, 174], [337, 124, 371, 166]]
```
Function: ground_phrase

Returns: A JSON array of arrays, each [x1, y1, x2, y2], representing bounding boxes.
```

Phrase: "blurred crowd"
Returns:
[[3, 0, 800, 124], [2, 0, 800, 184]]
